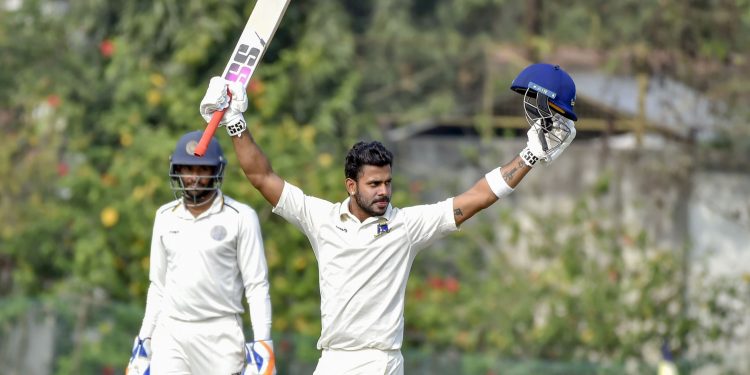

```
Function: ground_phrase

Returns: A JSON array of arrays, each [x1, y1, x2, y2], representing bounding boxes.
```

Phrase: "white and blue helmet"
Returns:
[[511, 63, 577, 121], [511, 63, 577, 152], [169, 130, 227, 205]]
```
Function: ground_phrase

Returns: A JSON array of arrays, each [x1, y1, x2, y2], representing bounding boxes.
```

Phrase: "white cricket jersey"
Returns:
[[272, 182, 458, 350], [139, 191, 271, 340]]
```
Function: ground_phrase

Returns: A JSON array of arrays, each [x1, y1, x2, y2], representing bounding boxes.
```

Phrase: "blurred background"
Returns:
[[1, 0, 749, 374]]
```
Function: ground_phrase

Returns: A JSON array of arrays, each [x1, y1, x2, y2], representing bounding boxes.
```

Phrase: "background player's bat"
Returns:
[[194, 0, 291, 157]]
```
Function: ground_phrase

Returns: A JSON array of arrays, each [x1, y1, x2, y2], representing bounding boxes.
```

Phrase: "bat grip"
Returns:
[[194, 110, 225, 156], [194, 90, 232, 157]]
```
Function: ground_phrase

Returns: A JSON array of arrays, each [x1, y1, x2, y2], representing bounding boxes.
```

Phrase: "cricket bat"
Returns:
[[194, 0, 291, 157]]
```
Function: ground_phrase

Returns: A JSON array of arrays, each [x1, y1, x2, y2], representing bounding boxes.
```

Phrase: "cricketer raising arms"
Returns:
[[199, 63, 578, 374], [127, 132, 275, 375]]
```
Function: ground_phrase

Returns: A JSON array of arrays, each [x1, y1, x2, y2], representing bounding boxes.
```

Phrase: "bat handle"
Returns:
[[194, 110, 225, 156], [194, 89, 233, 157]]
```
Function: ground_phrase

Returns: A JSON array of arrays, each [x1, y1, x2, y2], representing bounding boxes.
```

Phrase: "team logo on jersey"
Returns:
[[374, 218, 390, 238], [211, 225, 227, 241]]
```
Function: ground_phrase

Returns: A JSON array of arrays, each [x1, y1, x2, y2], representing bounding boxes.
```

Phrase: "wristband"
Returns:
[[484, 167, 514, 198], [519, 147, 538, 167], [227, 117, 247, 137]]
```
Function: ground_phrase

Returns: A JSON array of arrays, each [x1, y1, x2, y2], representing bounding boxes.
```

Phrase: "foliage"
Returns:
[[1, 0, 748, 373], [405, 189, 742, 363]]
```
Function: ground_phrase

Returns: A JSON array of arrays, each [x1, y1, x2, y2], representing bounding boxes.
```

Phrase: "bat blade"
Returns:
[[195, 0, 291, 157]]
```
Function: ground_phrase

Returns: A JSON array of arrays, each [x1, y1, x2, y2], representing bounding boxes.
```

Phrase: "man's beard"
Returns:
[[353, 192, 389, 217], [183, 187, 217, 207]]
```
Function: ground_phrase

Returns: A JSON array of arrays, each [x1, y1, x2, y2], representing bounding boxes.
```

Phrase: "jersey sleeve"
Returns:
[[237, 208, 272, 341], [138, 211, 167, 338], [402, 197, 458, 253], [271, 181, 334, 238]]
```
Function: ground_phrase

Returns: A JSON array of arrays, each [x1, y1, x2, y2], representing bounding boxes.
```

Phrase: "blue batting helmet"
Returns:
[[511, 63, 577, 121], [169, 130, 227, 205]]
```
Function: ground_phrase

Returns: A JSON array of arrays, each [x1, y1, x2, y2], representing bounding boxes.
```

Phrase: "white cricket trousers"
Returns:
[[313, 348, 404, 375], [150, 314, 245, 375]]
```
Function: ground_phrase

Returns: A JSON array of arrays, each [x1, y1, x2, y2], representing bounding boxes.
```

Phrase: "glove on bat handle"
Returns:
[[194, 89, 232, 157]]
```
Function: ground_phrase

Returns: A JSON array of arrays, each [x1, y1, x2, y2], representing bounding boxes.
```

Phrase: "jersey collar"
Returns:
[[174, 190, 225, 220]]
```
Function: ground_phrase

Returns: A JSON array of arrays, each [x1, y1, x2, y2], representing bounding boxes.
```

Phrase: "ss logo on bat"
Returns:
[[225, 32, 267, 85]]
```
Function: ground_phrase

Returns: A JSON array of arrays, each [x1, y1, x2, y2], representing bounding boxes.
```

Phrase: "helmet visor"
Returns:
[[169, 165, 224, 206], [522, 88, 573, 153]]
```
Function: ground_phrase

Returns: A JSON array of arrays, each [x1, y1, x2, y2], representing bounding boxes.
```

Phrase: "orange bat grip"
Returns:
[[194, 90, 232, 157], [194, 110, 225, 156]]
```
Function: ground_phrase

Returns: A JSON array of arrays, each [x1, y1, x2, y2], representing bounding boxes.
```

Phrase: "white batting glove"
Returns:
[[199, 76, 249, 137], [520, 114, 576, 167], [125, 336, 151, 375], [241, 340, 276, 375]]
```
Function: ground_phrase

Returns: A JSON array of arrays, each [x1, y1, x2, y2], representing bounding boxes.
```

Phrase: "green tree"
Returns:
[[1, 0, 748, 373]]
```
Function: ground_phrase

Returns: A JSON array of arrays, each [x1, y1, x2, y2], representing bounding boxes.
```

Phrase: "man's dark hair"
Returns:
[[344, 141, 393, 180]]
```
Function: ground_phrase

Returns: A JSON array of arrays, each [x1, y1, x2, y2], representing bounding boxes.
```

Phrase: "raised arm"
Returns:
[[231, 132, 285, 206], [452, 115, 576, 226], [200, 77, 284, 206]]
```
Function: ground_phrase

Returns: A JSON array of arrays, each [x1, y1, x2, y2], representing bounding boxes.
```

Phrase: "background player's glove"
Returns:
[[126, 336, 151, 375], [520, 113, 576, 167], [199, 76, 249, 137], [241, 339, 276, 375]]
